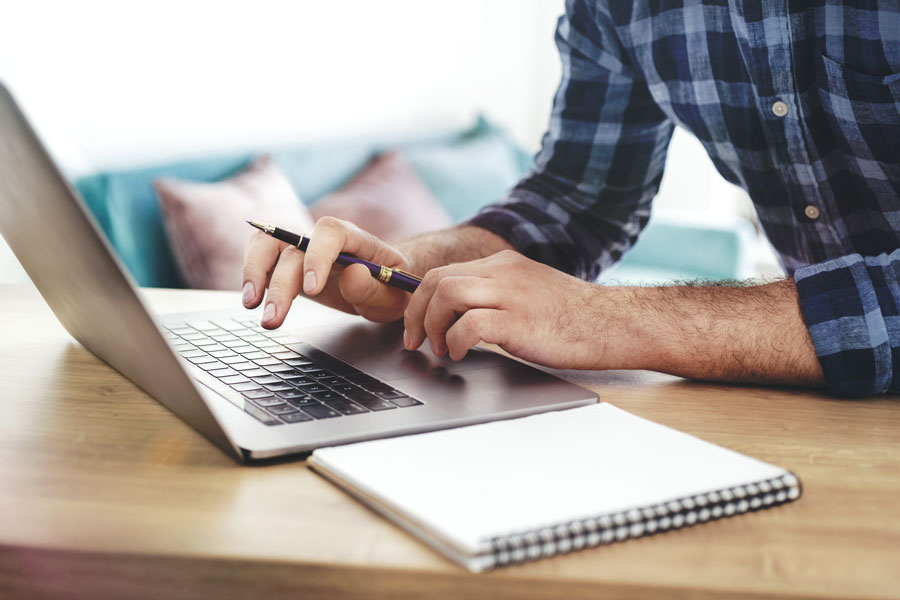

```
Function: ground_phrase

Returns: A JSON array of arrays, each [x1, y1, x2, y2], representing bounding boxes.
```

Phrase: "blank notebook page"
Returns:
[[310, 403, 788, 554]]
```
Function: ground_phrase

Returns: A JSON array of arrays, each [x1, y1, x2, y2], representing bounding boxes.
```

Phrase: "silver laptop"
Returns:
[[0, 82, 597, 463]]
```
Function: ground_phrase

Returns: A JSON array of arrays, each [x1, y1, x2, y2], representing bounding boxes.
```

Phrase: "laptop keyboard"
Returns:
[[163, 318, 422, 426]]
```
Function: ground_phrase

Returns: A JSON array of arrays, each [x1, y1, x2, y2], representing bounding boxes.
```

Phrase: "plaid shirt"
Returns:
[[468, 0, 900, 396]]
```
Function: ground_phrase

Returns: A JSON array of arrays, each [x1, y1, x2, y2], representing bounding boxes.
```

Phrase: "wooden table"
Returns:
[[0, 284, 898, 600]]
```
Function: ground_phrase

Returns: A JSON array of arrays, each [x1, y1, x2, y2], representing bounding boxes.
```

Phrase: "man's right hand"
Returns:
[[241, 216, 414, 329]]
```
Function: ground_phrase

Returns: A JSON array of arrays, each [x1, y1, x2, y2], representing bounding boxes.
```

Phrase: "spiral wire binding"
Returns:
[[485, 472, 801, 569]]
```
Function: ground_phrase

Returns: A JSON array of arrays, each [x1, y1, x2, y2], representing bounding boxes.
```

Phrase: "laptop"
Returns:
[[0, 82, 597, 462]]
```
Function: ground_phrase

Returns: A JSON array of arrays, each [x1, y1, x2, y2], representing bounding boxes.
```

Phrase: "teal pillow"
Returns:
[[404, 117, 532, 222]]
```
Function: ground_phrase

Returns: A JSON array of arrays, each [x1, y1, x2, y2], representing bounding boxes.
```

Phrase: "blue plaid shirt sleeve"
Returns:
[[466, 0, 674, 280], [795, 252, 900, 396]]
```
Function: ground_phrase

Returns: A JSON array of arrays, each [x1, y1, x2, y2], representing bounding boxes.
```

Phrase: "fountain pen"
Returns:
[[246, 220, 422, 293]]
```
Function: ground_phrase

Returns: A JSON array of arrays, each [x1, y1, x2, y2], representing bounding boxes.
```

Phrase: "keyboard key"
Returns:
[[187, 321, 219, 331], [231, 345, 256, 354], [305, 370, 332, 379], [243, 390, 275, 400], [278, 370, 310, 380], [211, 319, 245, 331], [359, 382, 393, 393], [371, 389, 410, 400], [302, 404, 341, 419], [220, 355, 246, 365], [250, 375, 283, 385], [318, 377, 345, 387], [231, 383, 262, 392], [180, 333, 209, 342], [242, 334, 267, 343], [331, 383, 361, 394], [287, 397, 319, 408], [295, 383, 328, 394], [207, 368, 239, 379], [199, 361, 227, 371], [322, 397, 368, 415], [253, 397, 286, 408], [242, 368, 270, 378], [346, 392, 396, 411], [209, 333, 238, 341], [168, 327, 194, 335], [244, 403, 281, 426], [283, 358, 314, 367], [196, 343, 226, 352], [209, 350, 237, 358], [276, 389, 312, 401], [254, 343, 283, 352], [346, 372, 378, 384], [263, 382, 294, 392], [280, 411, 313, 423], [222, 339, 247, 348], [273, 351, 303, 360], [269, 404, 300, 415], [231, 362, 258, 371], [391, 396, 423, 407], [253, 357, 280, 367], [221, 375, 249, 385], [310, 390, 342, 401], [186, 354, 216, 365], [264, 363, 293, 373], [272, 335, 300, 344], [179, 349, 206, 358]]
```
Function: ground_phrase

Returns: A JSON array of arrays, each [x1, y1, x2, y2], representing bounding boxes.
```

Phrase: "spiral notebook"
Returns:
[[308, 403, 802, 572]]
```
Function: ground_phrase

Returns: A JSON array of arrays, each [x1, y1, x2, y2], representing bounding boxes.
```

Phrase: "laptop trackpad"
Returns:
[[296, 320, 504, 382]]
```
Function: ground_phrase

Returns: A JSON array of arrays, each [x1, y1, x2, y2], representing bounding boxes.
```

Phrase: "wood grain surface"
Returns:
[[0, 284, 898, 599]]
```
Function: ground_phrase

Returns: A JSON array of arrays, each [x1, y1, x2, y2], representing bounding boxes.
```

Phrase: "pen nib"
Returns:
[[246, 220, 267, 232]]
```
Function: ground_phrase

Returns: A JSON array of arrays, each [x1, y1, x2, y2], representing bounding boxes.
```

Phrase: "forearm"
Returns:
[[397, 225, 514, 276], [595, 279, 825, 387]]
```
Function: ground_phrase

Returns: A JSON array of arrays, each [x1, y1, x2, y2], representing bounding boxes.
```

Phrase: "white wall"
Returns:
[[0, 0, 778, 283]]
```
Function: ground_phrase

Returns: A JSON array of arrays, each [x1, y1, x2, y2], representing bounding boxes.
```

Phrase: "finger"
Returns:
[[422, 277, 502, 356], [242, 232, 285, 308], [302, 217, 405, 296], [260, 246, 305, 328], [445, 309, 505, 361], [403, 262, 495, 351], [339, 263, 411, 323]]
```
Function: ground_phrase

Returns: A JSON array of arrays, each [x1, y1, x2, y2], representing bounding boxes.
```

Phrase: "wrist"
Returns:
[[583, 284, 653, 371]]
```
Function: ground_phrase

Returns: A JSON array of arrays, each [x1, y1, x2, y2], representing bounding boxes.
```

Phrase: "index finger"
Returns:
[[241, 231, 287, 308], [301, 216, 402, 296]]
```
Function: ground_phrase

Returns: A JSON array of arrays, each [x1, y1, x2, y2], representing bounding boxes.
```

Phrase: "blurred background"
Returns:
[[0, 0, 782, 286]]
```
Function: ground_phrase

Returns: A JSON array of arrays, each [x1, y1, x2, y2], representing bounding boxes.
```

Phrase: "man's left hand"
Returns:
[[402, 249, 608, 369]]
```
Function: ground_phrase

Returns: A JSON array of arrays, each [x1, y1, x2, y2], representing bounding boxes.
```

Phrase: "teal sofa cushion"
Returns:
[[598, 216, 756, 284], [405, 117, 532, 222]]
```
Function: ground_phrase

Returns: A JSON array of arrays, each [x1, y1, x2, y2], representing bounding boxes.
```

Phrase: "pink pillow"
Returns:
[[155, 156, 314, 290], [310, 151, 452, 241]]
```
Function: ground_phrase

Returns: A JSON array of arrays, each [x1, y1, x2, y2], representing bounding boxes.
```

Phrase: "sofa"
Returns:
[[73, 116, 757, 289]]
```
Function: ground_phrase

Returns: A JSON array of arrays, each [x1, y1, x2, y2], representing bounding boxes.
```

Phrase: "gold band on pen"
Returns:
[[378, 265, 393, 283]]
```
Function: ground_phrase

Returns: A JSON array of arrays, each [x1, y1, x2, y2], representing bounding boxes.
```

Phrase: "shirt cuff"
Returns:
[[794, 253, 897, 396]]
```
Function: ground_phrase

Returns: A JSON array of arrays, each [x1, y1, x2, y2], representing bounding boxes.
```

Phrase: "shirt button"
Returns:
[[804, 205, 820, 220], [772, 101, 789, 117]]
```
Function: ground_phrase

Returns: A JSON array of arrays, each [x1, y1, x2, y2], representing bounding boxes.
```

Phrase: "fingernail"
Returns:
[[403, 329, 410, 349], [262, 302, 276, 323], [303, 270, 317, 294], [242, 281, 255, 305]]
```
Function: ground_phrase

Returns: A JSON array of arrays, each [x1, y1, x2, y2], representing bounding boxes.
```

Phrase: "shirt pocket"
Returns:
[[814, 52, 900, 171]]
